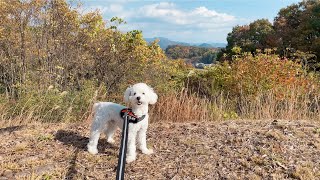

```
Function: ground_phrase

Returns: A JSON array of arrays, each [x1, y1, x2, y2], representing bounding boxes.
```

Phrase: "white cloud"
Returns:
[[82, 2, 246, 42], [109, 4, 124, 12], [80, 4, 125, 17], [192, 7, 235, 21], [138, 3, 236, 27]]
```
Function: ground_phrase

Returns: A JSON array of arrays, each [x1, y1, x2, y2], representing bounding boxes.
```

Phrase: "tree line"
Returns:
[[221, 0, 320, 71], [165, 45, 218, 64]]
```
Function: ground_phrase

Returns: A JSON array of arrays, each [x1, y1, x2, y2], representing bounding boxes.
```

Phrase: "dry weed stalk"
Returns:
[[150, 89, 212, 122], [2, 85, 320, 125], [237, 88, 320, 121]]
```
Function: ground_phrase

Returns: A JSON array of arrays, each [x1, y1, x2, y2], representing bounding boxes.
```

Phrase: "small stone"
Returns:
[[2, 170, 13, 177]]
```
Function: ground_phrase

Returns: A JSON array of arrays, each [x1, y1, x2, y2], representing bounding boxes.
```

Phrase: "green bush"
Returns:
[[0, 80, 102, 122]]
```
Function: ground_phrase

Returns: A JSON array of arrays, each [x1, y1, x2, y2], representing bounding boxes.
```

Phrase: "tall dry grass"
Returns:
[[1, 86, 320, 126], [149, 89, 214, 122], [0, 82, 101, 125], [237, 89, 320, 121], [150, 86, 320, 122]]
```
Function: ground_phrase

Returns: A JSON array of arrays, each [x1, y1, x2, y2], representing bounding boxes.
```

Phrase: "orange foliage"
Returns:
[[231, 53, 318, 98]]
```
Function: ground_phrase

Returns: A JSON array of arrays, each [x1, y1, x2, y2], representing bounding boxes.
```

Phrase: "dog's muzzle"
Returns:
[[136, 97, 142, 105]]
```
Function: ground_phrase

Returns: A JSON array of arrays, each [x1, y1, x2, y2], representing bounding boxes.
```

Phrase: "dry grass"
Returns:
[[150, 87, 320, 123], [237, 90, 320, 121], [150, 89, 215, 122], [2, 85, 320, 125], [0, 120, 319, 179]]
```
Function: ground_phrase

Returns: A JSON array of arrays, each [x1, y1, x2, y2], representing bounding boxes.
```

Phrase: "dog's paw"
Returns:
[[107, 138, 115, 144], [141, 148, 154, 155], [87, 145, 98, 155], [126, 155, 136, 163]]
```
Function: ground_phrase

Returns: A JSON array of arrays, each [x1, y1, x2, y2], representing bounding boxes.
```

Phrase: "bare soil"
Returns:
[[1, 120, 320, 179]]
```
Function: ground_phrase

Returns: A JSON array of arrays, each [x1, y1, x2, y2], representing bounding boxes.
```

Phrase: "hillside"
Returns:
[[1, 120, 319, 179], [165, 45, 219, 65], [145, 37, 226, 49], [145, 37, 190, 49], [196, 42, 227, 48]]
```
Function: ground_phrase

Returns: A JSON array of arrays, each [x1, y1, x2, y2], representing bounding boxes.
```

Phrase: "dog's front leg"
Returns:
[[126, 128, 137, 163], [137, 128, 153, 155]]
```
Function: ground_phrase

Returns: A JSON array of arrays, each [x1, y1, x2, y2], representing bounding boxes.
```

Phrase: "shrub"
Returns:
[[187, 53, 318, 98], [0, 80, 103, 122], [184, 53, 320, 120], [0, 0, 191, 123]]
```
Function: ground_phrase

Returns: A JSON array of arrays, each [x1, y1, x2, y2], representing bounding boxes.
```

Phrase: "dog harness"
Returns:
[[120, 108, 146, 123]]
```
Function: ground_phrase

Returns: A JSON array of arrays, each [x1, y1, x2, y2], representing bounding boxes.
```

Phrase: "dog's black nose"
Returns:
[[137, 96, 141, 101]]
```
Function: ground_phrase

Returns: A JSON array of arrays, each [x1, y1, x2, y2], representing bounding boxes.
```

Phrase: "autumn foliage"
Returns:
[[0, 0, 186, 122], [185, 53, 320, 120], [223, 0, 320, 70], [1, 0, 320, 123]]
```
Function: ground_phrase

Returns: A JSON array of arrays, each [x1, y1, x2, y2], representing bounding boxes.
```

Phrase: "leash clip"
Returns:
[[120, 108, 146, 123]]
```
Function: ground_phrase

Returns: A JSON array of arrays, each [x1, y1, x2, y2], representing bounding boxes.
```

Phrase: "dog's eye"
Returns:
[[142, 93, 145, 95], [133, 93, 136, 95]]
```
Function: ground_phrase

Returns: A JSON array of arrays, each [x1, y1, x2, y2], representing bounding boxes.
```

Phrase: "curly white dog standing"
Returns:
[[87, 83, 157, 163]]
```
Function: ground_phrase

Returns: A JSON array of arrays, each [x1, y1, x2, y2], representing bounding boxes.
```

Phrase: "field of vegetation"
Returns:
[[0, 0, 320, 179]]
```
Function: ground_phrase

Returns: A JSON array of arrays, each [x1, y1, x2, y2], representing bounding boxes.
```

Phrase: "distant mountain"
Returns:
[[145, 37, 189, 49], [198, 43, 214, 48], [191, 42, 227, 48], [208, 43, 227, 48], [145, 37, 226, 49]]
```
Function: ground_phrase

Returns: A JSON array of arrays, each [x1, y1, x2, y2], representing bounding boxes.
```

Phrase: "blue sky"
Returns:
[[80, 0, 301, 43]]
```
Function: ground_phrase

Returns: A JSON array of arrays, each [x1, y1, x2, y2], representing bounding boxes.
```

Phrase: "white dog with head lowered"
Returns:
[[87, 83, 157, 163]]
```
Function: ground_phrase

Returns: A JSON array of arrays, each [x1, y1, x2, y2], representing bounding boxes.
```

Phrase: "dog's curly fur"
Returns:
[[87, 83, 157, 163]]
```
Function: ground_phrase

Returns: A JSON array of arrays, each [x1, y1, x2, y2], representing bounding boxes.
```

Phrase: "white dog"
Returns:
[[87, 83, 157, 163]]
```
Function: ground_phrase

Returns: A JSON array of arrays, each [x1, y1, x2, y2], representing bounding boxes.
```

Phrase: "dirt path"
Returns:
[[1, 120, 320, 179]]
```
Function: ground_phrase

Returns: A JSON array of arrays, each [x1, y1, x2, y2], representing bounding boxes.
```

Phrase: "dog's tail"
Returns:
[[92, 103, 100, 113], [85, 103, 100, 124]]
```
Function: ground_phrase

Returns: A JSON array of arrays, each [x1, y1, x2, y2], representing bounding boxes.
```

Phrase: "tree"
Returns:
[[0, 0, 172, 99], [226, 19, 274, 57], [200, 51, 217, 64], [165, 45, 218, 64], [274, 0, 320, 70], [223, 0, 320, 71]]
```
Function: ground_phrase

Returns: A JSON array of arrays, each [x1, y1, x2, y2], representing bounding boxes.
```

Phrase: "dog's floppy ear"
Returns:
[[148, 86, 158, 105], [124, 86, 132, 103]]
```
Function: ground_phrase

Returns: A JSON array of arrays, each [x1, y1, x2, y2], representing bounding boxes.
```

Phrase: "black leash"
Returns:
[[116, 113, 129, 180], [116, 109, 146, 180]]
